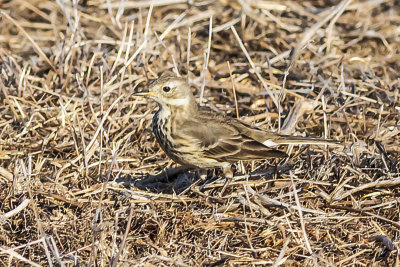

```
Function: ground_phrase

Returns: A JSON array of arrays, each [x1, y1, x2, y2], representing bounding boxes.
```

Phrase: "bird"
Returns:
[[135, 75, 339, 178]]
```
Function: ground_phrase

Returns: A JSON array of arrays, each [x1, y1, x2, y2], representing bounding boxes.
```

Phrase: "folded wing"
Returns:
[[181, 120, 287, 163]]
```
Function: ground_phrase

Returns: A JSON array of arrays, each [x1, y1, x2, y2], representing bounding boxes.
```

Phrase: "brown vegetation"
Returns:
[[0, 0, 399, 265]]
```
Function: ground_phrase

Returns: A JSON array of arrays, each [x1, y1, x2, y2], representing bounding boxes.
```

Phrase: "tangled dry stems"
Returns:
[[0, 0, 399, 265]]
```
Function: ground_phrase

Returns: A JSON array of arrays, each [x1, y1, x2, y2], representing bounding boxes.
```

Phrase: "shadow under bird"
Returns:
[[135, 76, 339, 177]]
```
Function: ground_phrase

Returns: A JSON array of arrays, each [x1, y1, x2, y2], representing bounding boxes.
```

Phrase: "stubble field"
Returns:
[[1, 0, 400, 265]]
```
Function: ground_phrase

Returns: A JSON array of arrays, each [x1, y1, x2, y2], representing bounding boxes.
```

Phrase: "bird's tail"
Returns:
[[263, 135, 342, 147]]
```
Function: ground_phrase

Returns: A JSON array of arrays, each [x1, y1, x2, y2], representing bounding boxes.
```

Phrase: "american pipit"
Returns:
[[136, 76, 339, 178]]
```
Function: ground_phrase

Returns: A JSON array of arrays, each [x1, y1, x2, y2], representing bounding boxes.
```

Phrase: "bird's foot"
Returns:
[[219, 166, 233, 197]]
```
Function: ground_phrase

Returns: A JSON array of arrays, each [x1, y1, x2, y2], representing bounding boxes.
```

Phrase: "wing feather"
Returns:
[[181, 119, 287, 163]]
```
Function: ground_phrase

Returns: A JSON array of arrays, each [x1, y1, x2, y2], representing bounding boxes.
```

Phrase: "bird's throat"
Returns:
[[158, 97, 197, 120]]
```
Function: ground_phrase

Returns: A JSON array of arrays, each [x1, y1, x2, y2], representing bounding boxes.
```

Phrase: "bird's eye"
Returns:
[[162, 86, 171, 93]]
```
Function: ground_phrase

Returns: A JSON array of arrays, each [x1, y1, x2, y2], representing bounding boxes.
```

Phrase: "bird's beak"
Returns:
[[133, 91, 157, 97]]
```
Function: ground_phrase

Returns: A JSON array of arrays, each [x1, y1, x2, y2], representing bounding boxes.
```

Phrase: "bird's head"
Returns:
[[135, 76, 195, 108]]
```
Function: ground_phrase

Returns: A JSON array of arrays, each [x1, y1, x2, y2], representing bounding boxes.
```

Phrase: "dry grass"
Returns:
[[1, 0, 400, 265]]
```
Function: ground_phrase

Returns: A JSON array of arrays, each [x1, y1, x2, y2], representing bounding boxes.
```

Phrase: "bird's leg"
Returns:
[[196, 169, 208, 181], [223, 165, 234, 178], [219, 165, 233, 196]]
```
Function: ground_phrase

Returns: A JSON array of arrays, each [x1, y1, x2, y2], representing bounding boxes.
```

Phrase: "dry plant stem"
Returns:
[[290, 172, 312, 255], [0, 246, 41, 267], [328, 205, 400, 230], [0, 239, 44, 256], [159, 10, 187, 41], [289, 0, 353, 68], [199, 16, 213, 105], [1, 0, 399, 265], [0, 11, 57, 73], [0, 79, 20, 120], [227, 61, 240, 119], [100, 0, 186, 9], [114, 4, 153, 79], [55, 94, 124, 181], [41, 237, 55, 267], [332, 177, 400, 201], [186, 26, 191, 77], [326, 0, 354, 51], [20, 158, 45, 239], [242, 199, 255, 251], [111, 206, 134, 267], [0, 199, 30, 220], [47, 236, 64, 267], [90, 151, 118, 265], [272, 237, 291, 267], [246, 186, 327, 215], [178, 178, 203, 196], [0, 166, 14, 182], [230, 26, 279, 108], [110, 22, 128, 75], [280, 99, 314, 135]]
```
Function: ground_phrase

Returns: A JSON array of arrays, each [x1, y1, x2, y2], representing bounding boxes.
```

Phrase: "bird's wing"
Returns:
[[181, 119, 287, 163]]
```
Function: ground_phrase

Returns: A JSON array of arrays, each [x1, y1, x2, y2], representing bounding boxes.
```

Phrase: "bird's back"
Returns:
[[169, 107, 288, 167]]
